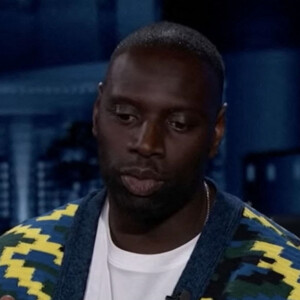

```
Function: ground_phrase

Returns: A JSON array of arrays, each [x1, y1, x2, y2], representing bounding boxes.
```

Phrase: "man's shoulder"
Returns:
[[0, 199, 81, 299], [0, 199, 81, 248], [0, 189, 105, 299], [239, 203, 300, 247], [228, 202, 300, 272], [201, 197, 300, 299], [208, 201, 300, 299], [220, 190, 300, 247]]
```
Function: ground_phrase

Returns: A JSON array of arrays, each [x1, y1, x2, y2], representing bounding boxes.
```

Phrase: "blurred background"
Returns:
[[0, 0, 300, 234]]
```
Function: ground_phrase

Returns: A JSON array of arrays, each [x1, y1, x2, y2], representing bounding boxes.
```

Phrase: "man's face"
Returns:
[[93, 47, 224, 223]]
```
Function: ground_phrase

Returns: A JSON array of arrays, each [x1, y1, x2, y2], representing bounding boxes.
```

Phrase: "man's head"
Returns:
[[93, 22, 226, 224], [110, 22, 225, 102]]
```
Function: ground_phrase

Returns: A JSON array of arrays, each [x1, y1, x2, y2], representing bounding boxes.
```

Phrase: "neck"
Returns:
[[108, 182, 214, 254]]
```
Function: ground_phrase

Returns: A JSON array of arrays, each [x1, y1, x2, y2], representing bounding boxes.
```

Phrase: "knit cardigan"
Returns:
[[1, 187, 300, 300]]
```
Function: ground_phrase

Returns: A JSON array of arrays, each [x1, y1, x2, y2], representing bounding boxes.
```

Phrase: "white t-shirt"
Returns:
[[84, 202, 199, 300]]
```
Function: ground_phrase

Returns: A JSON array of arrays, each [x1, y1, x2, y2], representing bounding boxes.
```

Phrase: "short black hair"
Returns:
[[111, 21, 225, 97]]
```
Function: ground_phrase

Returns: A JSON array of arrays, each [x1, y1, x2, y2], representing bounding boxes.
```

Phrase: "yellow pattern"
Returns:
[[37, 203, 78, 221], [243, 207, 300, 252], [244, 207, 300, 298], [0, 204, 78, 299], [250, 240, 300, 299], [243, 207, 284, 236]]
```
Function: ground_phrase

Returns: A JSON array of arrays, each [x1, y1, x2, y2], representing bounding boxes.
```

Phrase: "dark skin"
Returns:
[[93, 46, 226, 254]]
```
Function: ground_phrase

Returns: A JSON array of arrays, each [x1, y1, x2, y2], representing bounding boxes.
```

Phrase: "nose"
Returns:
[[128, 121, 165, 157]]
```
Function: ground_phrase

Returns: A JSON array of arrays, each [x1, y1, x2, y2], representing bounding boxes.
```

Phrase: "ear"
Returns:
[[92, 82, 104, 137], [209, 102, 227, 158]]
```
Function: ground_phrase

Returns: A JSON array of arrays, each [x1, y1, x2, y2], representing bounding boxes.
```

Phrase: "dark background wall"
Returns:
[[1, 0, 300, 234]]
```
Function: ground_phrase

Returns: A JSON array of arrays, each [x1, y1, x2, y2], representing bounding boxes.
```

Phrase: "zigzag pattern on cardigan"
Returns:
[[1, 199, 300, 300], [0, 201, 79, 300], [201, 206, 300, 300]]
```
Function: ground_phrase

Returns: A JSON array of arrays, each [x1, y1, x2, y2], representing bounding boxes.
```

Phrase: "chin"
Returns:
[[108, 181, 194, 225]]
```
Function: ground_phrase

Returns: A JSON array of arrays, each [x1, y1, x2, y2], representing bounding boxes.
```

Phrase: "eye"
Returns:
[[168, 114, 190, 132], [168, 120, 188, 132], [116, 113, 136, 123], [113, 104, 138, 124]]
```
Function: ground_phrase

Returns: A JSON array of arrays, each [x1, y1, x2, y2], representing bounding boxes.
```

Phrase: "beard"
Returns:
[[98, 153, 203, 226]]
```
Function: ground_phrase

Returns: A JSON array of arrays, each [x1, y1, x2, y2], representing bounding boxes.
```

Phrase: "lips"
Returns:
[[121, 175, 164, 196]]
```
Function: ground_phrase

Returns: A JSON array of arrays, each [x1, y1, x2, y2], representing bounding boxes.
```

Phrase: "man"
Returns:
[[0, 22, 300, 300]]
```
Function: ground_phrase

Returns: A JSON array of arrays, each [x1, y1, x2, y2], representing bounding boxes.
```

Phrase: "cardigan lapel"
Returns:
[[53, 188, 107, 300], [171, 191, 244, 300]]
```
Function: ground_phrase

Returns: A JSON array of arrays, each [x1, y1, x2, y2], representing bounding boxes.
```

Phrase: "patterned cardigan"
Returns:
[[1, 187, 300, 300]]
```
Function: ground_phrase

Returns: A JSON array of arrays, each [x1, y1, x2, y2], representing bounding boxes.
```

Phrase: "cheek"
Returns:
[[97, 119, 129, 160], [165, 134, 211, 172]]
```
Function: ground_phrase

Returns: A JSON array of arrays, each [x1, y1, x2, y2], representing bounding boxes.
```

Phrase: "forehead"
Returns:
[[105, 47, 220, 112]]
